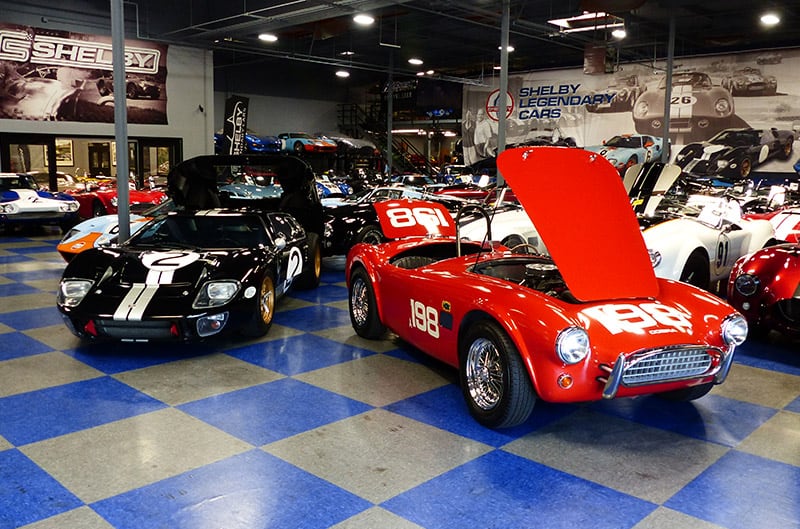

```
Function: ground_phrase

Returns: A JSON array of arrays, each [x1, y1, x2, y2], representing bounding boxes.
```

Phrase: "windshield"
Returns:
[[604, 136, 643, 148], [0, 175, 38, 191], [130, 214, 267, 249]]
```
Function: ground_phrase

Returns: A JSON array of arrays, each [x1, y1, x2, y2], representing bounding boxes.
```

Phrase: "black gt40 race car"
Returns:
[[57, 154, 323, 342]]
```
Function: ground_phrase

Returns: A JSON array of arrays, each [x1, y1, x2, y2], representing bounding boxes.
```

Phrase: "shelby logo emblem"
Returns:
[[0, 30, 160, 74]]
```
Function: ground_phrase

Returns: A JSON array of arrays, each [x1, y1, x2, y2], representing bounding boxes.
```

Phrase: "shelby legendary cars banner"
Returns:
[[0, 23, 167, 123], [463, 48, 800, 174]]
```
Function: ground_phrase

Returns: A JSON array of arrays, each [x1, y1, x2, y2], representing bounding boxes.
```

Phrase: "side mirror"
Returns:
[[274, 237, 287, 250]]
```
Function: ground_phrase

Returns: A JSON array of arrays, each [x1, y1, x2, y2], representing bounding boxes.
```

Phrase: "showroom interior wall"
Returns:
[[212, 91, 340, 140]]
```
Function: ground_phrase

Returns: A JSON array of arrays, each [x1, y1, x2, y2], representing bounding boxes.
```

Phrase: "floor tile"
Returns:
[[736, 410, 800, 466], [295, 354, 451, 406], [589, 393, 778, 447], [382, 450, 656, 529], [265, 408, 492, 503], [21, 408, 253, 503], [91, 450, 371, 529], [0, 332, 54, 361], [227, 333, 375, 375], [331, 507, 425, 529], [664, 451, 800, 529], [273, 304, 352, 331], [0, 449, 83, 528], [114, 353, 285, 406], [631, 507, 728, 529], [0, 351, 102, 398], [0, 377, 165, 446], [503, 408, 729, 504], [179, 378, 372, 445], [712, 364, 800, 409], [18, 506, 114, 529]]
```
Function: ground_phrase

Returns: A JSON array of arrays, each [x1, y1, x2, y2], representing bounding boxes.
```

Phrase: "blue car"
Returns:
[[214, 131, 281, 154], [584, 134, 664, 173]]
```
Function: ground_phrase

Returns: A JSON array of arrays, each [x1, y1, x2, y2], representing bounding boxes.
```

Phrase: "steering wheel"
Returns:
[[509, 243, 540, 255]]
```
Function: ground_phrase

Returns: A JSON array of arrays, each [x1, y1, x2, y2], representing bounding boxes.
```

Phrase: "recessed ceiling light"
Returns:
[[408, 58, 423, 65], [416, 71, 425, 76], [258, 33, 278, 42], [339, 50, 356, 56], [335, 70, 350, 78], [611, 28, 627, 39], [426, 69, 434, 75], [353, 14, 374, 26], [761, 12, 780, 26], [498, 45, 515, 52]]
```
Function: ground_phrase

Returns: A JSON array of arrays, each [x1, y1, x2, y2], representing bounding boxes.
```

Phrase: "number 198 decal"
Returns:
[[409, 298, 439, 338]]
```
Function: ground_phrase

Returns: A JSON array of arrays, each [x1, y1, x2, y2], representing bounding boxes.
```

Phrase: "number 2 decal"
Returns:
[[283, 246, 303, 290]]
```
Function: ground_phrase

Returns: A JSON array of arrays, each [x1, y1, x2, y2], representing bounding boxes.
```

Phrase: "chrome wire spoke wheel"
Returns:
[[350, 277, 369, 327], [465, 337, 504, 410]]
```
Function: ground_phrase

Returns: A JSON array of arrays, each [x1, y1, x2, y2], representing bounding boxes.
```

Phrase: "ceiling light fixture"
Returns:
[[416, 71, 425, 76], [408, 57, 423, 65], [339, 50, 355, 56], [258, 33, 278, 42], [353, 13, 374, 26], [611, 28, 627, 39], [335, 69, 350, 78], [548, 11, 624, 33], [426, 69, 434, 75], [498, 45, 515, 52], [760, 12, 780, 26]]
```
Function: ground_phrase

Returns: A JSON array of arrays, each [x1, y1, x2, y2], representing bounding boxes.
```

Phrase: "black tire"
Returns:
[[459, 320, 536, 428], [295, 233, 322, 290], [92, 201, 106, 217], [293, 141, 303, 153], [355, 225, 383, 245], [241, 272, 276, 337], [680, 250, 710, 290], [349, 266, 385, 339], [657, 382, 714, 401]]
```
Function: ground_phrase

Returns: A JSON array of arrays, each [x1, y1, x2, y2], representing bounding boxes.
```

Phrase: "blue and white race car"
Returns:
[[584, 134, 664, 173], [1, 172, 80, 232]]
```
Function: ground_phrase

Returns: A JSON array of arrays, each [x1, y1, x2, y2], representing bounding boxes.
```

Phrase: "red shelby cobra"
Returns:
[[728, 243, 800, 339], [346, 146, 748, 428]]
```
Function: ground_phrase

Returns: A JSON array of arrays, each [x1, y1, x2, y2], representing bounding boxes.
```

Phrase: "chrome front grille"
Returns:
[[621, 346, 717, 386]]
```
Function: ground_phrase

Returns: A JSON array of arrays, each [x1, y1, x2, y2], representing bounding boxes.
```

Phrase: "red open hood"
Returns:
[[497, 146, 658, 301], [373, 199, 457, 239]]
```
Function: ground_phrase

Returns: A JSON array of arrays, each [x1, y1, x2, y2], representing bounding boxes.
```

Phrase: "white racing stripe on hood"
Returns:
[[113, 284, 159, 321]]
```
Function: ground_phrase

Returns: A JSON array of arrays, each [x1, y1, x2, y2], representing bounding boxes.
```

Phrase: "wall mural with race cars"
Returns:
[[0, 22, 167, 124], [463, 48, 800, 178]]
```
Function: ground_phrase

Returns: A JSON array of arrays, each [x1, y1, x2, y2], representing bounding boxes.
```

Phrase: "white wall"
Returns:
[[213, 92, 340, 137]]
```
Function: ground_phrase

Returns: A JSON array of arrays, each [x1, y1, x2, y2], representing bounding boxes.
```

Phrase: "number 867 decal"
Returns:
[[373, 200, 457, 239]]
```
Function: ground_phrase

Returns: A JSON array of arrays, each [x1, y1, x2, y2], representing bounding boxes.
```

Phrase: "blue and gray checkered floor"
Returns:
[[1, 229, 799, 529]]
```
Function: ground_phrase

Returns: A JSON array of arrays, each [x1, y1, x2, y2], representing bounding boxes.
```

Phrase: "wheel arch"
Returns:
[[457, 308, 543, 396], [346, 259, 384, 327]]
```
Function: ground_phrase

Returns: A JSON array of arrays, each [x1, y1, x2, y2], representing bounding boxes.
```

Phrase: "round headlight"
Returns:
[[715, 98, 731, 115], [633, 100, 649, 118], [721, 314, 748, 346], [556, 327, 590, 364], [734, 274, 760, 296]]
